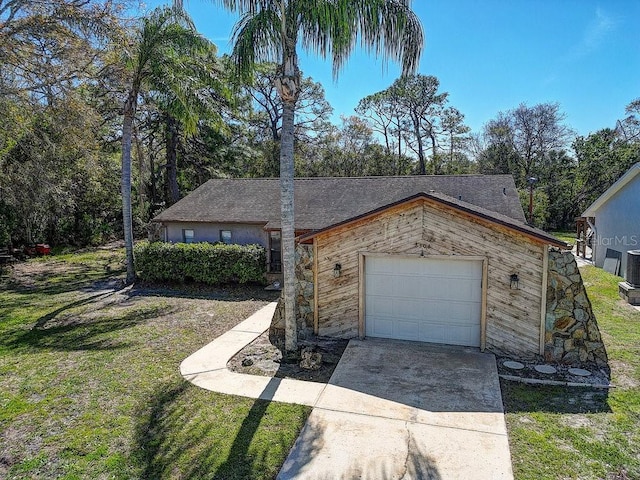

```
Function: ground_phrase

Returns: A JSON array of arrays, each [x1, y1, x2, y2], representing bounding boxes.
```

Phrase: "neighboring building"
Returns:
[[153, 175, 613, 362], [582, 163, 640, 279]]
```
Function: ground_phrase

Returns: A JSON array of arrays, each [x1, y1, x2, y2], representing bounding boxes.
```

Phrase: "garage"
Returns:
[[364, 255, 484, 347]]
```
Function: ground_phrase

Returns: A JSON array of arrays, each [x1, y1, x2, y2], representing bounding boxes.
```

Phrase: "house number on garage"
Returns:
[[415, 242, 430, 249]]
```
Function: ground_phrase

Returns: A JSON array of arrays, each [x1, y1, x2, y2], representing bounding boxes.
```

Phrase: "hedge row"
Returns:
[[134, 241, 266, 285]]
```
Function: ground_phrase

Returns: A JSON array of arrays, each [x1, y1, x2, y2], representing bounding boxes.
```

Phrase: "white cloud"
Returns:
[[568, 7, 616, 60]]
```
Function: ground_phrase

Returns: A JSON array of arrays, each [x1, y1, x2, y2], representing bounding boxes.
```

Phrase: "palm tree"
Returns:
[[120, 7, 222, 284], [205, 0, 423, 351]]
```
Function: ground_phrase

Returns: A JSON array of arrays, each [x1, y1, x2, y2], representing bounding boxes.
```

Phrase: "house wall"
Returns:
[[592, 177, 640, 278], [313, 198, 547, 358], [163, 221, 268, 247]]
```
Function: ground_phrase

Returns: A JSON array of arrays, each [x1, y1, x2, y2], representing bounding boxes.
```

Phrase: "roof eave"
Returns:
[[582, 162, 640, 216]]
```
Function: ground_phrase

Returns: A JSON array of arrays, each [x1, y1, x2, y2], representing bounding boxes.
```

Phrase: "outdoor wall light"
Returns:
[[510, 273, 519, 290], [333, 263, 342, 278]]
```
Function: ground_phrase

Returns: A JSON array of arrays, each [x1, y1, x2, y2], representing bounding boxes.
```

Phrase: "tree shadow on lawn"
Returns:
[[133, 379, 308, 480], [500, 379, 612, 414], [2, 303, 173, 353], [32, 287, 128, 329], [2, 264, 125, 297], [130, 282, 280, 303]]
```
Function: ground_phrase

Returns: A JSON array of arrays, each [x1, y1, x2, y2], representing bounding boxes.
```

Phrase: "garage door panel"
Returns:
[[395, 298, 424, 319], [395, 320, 421, 339], [448, 301, 479, 321], [397, 277, 423, 298], [420, 324, 446, 344], [429, 300, 449, 319], [367, 256, 395, 274], [365, 296, 394, 317], [368, 316, 394, 337], [422, 279, 452, 300], [366, 275, 393, 296], [365, 256, 482, 347]]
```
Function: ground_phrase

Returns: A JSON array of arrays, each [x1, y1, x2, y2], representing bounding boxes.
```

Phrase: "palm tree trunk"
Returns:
[[280, 99, 297, 353], [122, 94, 136, 284], [134, 123, 146, 219], [165, 115, 180, 205], [277, 36, 301, 353]]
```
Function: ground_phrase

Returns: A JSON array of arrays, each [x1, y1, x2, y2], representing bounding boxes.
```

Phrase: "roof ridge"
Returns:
[[207, 175, 513, 181]]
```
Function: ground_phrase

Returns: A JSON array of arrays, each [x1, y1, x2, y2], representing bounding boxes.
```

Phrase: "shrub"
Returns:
[[135, 241, 267, 285]]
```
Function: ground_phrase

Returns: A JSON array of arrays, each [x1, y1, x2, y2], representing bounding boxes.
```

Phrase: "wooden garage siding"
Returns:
[[314, 197, 545, 357]]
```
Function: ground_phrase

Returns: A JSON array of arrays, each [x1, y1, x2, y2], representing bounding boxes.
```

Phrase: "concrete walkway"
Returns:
[[181, 303, 514, 480], [180, 302, 326, 406]]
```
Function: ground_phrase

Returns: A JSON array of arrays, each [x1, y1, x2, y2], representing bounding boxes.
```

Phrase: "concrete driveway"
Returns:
[[277, 338, 513, 480]]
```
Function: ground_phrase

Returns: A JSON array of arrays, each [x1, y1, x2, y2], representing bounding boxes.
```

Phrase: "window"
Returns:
[[220, 230, 232, 244], [183, 229, 194, 244], [269, 231, 282, 273]]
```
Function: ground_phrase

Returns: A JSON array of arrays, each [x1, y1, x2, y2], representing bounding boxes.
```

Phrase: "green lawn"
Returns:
[[3, 249, 639, 479], [503, 266, 640, 480], [0, 249, 309, 479], [550, 230, 577, 247]]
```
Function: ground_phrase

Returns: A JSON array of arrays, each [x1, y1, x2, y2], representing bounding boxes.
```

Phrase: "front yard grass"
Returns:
[[0, 248, 309, 479], [502, 265, 640, 479]]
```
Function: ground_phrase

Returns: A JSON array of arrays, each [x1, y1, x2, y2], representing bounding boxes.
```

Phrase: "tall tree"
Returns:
[[242, 63, 333, 176], [209, 0, 423, 352], [356, 74, 459, 174], [151, 39, 228, 206], [573, 128, 639, 212], [246, 63, 333, 143], [356, 88, 408, 160], [0, 0, 124, 99], [482, 103, 573, 187], [440, 107, 470, 165], [119, 7, 219, 284], [390, 74, 448, 174], [617, 98, 640, 142]]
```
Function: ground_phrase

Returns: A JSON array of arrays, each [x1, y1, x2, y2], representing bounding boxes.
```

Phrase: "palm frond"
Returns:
[[213, 0, 272, 15], [231, 7, 283, 82], [297, 0, 423, 78]]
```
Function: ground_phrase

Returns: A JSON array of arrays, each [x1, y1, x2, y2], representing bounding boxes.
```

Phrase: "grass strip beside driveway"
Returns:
[[503, 265, 640, 480], [0, 249, 309, 479]]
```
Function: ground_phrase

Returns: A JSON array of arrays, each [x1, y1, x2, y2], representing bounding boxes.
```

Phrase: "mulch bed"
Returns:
[[227, 332, 349, 383]]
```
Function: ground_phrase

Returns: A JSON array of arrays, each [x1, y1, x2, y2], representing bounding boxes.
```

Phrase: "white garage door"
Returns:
[[365, 256, 483, 347]]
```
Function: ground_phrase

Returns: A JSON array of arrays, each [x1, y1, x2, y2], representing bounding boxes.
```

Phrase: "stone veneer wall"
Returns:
[[545, 248, 608, 367], [269, 244, 315, 348], [294, 244, 315, 338]]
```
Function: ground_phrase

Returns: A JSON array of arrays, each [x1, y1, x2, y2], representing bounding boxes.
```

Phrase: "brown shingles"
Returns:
[[153, 175, 526, 229]]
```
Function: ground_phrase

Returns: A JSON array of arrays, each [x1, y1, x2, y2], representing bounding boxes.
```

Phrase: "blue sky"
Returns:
[[137, 1, 639, 137]]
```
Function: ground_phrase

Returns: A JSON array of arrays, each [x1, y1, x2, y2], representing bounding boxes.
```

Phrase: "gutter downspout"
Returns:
[[586, 217, 597, 265]]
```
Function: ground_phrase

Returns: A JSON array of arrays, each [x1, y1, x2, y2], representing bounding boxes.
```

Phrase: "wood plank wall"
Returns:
[[314, 198, 545, 357]]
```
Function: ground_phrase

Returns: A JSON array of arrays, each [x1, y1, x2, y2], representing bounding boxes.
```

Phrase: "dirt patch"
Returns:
[[607, 360, 639, 389], [228, 331, 349, 383]]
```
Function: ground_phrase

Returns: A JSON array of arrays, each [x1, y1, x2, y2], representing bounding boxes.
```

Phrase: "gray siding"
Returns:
[[163, 222, 269, 247], [593, 177, 640, 278]]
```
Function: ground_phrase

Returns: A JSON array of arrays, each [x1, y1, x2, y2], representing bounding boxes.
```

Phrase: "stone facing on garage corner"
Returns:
[[295, 244, 315, 338], [269, 244, 315, 347], [545, 248, 608, 367]]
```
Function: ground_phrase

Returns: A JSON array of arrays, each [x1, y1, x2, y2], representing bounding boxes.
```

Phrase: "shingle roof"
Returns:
[[152, 175, 527, 229], [299, 191, 567, 247]]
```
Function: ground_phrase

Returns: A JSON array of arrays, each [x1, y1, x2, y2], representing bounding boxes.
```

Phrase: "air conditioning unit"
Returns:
[[627, 250, 640, 287]]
